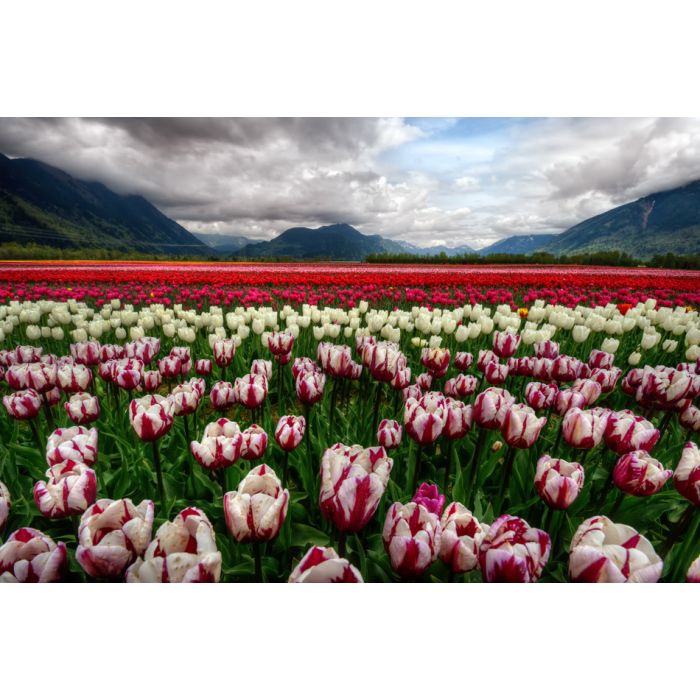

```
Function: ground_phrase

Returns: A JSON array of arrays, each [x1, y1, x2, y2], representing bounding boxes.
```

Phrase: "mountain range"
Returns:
[[1, 151, 698, 259]]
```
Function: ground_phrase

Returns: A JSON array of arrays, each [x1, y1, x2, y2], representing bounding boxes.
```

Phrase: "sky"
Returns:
[[1, 117, 699, 249]]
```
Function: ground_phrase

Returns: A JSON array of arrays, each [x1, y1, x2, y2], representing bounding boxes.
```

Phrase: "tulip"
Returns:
[[412, 482, 445, 516], [562, 407, 608, 449], [126, 507, 222, 583], [568, 516, 663, 582], [34, 460, 97, 518], [141, 370, 160, 392], [687, 554, 700, 583], [604, 410, 660, 454], [158, 355, 182, 379], [210, 380, 236, 411], [0, 527, 67, 582], [268, 331, 294, 358], [454, 352, 473, 370], [291, 356, 318, 380], [534, 339, 559, 359], [479, 515, 551, 583], [99, 344, 123, 362], [390, 366, 412, 390], [524, 381, 558, 411], [382, 502, 442, 577], [0, 481, 10, 531], [13, 346, 43, 363], [240, 424, 268, 461], [76, 498, 155, 579], [416, 372, 433, 391], [275, 415, 306, 451], [213, 338, 236, 367], [679, 404, 700, 432], [442, 398, 473, 440], [42, 386, 61, 407], [234, 373, 268, 409], [64, 392, 100, 425], [56, 363, 92, 393], [612, 450, 672, 497], [439, 502, 489, 574], [473, 387, 515, 430], [501, 403, 547, 449], [3, 388, 42, 420], [484, 360, 509, 386], [114, 358, 143, 391], [6, 362, 57, 392], [673, 441, 700, 506], [224, 464, 289, 544], [250, 359, 272, 380], [554, 388, 587, 416], [377, 418, 402, 449], [589, 367, 622, 393], [195, 358, 213, 375], [319, 443, 393, 533], [289, 545, 363, 583], [420, 346, 451, 377], [318, 343, 353, 378], [534, 455, 584, 509], [571, 378, 602, 405], [621, 368, 644, 396], [363, 341, 406, 383], [46, 426, 98, 467], [508, 356, 534, 378], [402, 384, 422, 402], [477, 349, 499, 372], [70, 341, 101, 366], [295, 369, 326, 405], [551, 355, 582, 383], [129, 395, 173, 442], [404, 392, 447, 445], [169, 382, 201, 416], [493, 330, 521, 358], [589, 349, 615, 370], [638, 366, 693, 410], [532, 357, 554, 381], [190, 418, 243, 470], [444, 373, 478, 399]]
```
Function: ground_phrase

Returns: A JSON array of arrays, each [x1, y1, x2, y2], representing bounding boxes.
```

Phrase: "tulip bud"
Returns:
[[274, 415, 306, 452], [64, 392, 100, 425], [129, 395, 174, 441], [568, 516, 662, 582], [224, 464, 289, 542], [76, 499, 155, 579], [439, 502, 489, 573], [479, 515, 551, 583], [240, 424, 268, 461], [377, 418, 402, 449], [250, 358, 272, 380], [501, 403, 547, 448], [534, 339, 559, 359], [412, 483, 445, 516], [562, 407, 608, 449], [46, 426, 98, 467], [288, 545, 363, 583], [673, 441, 700, 506], [190, 418, 242, 470], [404, 392, 447, 444], [34, 459, 97, 518], [3, 388, 42, 420], [612, 450, 672, 497], [588, 349, 614, 370], [0, 527, 67, 582], [420, 347, 451, 377], [473, 387, 515, 430], [213, 338, 236, 367], [195, 358, 213, 376], [295, 369, 326, 405], [571, 378, 602, 405], [210, 380, 236, 411], [444, 373, 478, 399], [126, 507, 222, 583], [524, 381, 558, 411], [382, 502, 442, 577], [267, 331, 294, 357], [0, 481, 10, 532], [320, 444, 393, 533], [535, 455, 584, 509]]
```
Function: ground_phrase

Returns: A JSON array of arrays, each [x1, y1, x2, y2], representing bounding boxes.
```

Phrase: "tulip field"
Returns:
[[0, 261, 699, 583]]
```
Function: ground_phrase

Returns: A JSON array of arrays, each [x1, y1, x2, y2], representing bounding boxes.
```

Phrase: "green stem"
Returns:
[[466, 427, 486, 508], [152, 439, 165, 508]]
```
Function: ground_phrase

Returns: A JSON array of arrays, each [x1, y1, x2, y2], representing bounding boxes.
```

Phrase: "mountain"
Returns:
[[235, 223, 475, 260], [546, 180, 700, 258], [0, 153, 209, 255], [478, 233, 559, 256], [192, 232, 259, 253]]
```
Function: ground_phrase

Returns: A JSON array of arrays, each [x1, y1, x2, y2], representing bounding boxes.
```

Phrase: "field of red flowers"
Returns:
[[0, 261, 699, 584]]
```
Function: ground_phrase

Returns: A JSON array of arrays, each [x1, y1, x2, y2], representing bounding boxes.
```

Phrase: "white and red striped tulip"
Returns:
[[70, 341, 101, 366], [493, 330, 521, 358], [439, 502, 489, 574], [501, 403, 547, 448], [289, 545, 363, 583], [126, 507, 222, 583], [267, 331, 295, 357], [377, 418, 402, 449], [534, 455, 584, 509], [224, 464, 289, 542], [125, 338, 160, 365], [571, 378, 602, 405], [3, 388, 42, 420], [638, 366, 693, 409], [295, 369, 326, 405], [612, 451, 672, 496], [170, 347, 192, 376], [363, 341, 406, 383], [673, 441, 700, 506], [13, 346, 43, 363], [291, 356, 318, 380], [34, 460, 97, 518], [443, 398, 473, 440], [508, 356, 534, 377], [484, 360, 509, 386], [568, 516, 663, 582], [64, 392, 100, 425], [195, 358, 213, 376], [454, 351, 473, 370], [250, 358, 272, 380], [213, 338, 236, 367], [169, 382, 201, 416], [190, 418, 242, 470], [390, 366, 412, 390], [46, 426, 98, 466], [678, 404, 700, 432], [554, 388, 587, 416], [404, 392, 447, 444], [99, 344, 123, 362], [114, 358, 144, 391], [234, 373, 268, 409], [687, 555, 700, 583], [416, 372, 433, 391], [551, 355, 582, 383], [383, 502, 442, 577], [143, 369, 161, 392], [532, 357, 554, 381], [621, 368, 644, 396], [444, 373, 478, 399], [479, 515, 551, 583], [589, 367, 622, 393], [240, 424, 268, 461], [319, 443, 393, 533], [7, 362, 57, 392], [525, 381, 558, 411], [473, 387, 514, 430], [42, 386, 61, 406], [534, 339, 559, 359], [210, 380, 236, 410], [0, 481, 10, 531], [0, 527, 67, 582], [420, 346, 451, 377], [562, 407, 608, 449], [274, 415, 306, 451], [588, 349, 615, 370], [129, 395, 174, 442], [318, 343, 353, 378], [158, 355, 182, 379], [477, 349, 499, 372], [76, 498, 155, 579], [57, 363, 92, 393], [604, 410, 660, 454]]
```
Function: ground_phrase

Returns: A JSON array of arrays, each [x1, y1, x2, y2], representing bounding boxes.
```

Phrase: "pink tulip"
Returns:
[[412, 482, 445, 516], [319, 443, 393, 533], [0, 527, 67, 582], [534, 455, 584, 509], [525, 381, 558, 411], [240, 424, 268, 461], [588, 349, 614, 370], [454, 352, 473, 370], [473, 387, 515, 430], [562, 407, 608, 449], [612, 451, 672, 496], [129, 395, 174, 441], [224, 464, 289, 542], [190, 418, 242, 470], [484, 360, 509, 386], [404, 392, 447, 445], [0, 481, 10, 532], [64, 392, 100, 425], [195, 358, 213, 376], [420, 347, 451, 378], [295, 369, 326, 405], [377, 418, 402, 449], [568, 516, 662, 582], [442, 398, 473, 440], [126, 507, 222, 583], [534, 339, 559, 359], [250, 359, 272, 380], [46, 426, 98, 466], [70, 341, 101, 366], [210, 380, 236, 410], [275, 415, 306, 451], [34, 460, 97, 518], [76, 498, 155, 579], [444, 373, 478, 399], [673, 441, 700, 506], [267, 331, 294, 357], [604, 410, 660, 454], [439, 502, 489, 573], [571, 378, 602, 405], [3, 388, 42, 420], [383, 502, 442, 577], [234, 373, 268, 409], [213, 338, 236, 367], [501, 403, 547, 448], [479, 515, 551, 583], [288, 545, 363, 583]]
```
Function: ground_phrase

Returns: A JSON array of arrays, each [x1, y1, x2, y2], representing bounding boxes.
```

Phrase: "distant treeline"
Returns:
[[0, 242, 220, 262], [365, 250, 700, 270]]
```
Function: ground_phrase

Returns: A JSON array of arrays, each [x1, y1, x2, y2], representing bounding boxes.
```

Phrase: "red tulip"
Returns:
[[0, 527, 67, 582], [534, 455, 584, 509], [412, 482, 445, 516], [439, 502, 489, 574], [382, 502, 442, 577], [288, 545, 363, 583]]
